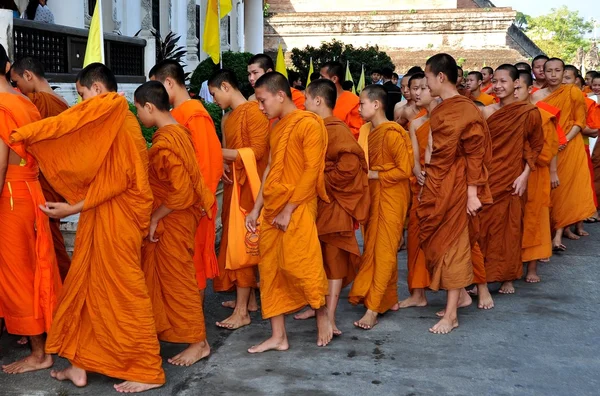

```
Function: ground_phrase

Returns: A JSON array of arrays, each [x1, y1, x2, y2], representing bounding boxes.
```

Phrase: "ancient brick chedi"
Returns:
[[265, 0, 543, 71]]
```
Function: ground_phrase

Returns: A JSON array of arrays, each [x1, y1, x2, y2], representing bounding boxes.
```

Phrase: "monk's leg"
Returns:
[[167, 340, 210, 367], [436, 288, 472, 317], [354, 309, 378, 330], [397, 288, 428, 309], [575, 221, 590, 237], [525, 261, 541, 283], [50, 363, 87, 387], [316, 306, 333, 347], [499, 281, 516, 294], [477, 283, 494, 310], [2, 335, 52, 374], [222, 289, 258, 312], [429, 289, 459, 334], [326, 279, 343, 336], [248, 315, 289, 353], [553, 228, 567, 250], [216, 287, 252, 330]]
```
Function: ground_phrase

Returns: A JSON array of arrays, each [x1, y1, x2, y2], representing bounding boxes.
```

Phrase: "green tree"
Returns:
[[515, 11, 530, 30], [524, 6, 593, 62], [190, 51, 256, 98]]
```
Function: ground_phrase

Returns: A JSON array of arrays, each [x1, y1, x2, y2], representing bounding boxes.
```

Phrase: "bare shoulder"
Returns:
[[248, 94, 257, 102], [481, 104, 499, 120]]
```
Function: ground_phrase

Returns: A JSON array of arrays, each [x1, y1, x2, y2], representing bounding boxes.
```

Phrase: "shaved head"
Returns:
[[254, 72, 292, 99], [361, 84, 387, 109]]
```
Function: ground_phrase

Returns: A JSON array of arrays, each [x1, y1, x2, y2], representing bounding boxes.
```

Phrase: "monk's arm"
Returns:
[[377, 132, 413, 184], [524, 111, 545, 170], [462, 123, 488, 187], [424, 129, 433, 166], [568, 87, 587, 141], [288, 121, 326, 206], [222, 148, 239, 162], [550, 155, 559, 189], [409, 123, 422, 177], [151, 204, 173, 224], [0, 140, 8, 188], [582, 127, 598, 138], [325, 152, 362, 190]]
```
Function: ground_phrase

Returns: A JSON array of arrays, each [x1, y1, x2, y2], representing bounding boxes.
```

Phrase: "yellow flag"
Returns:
[[83, 0, 104, 67], [356, 64, 366, 94], [203, 0, 232, 64], [275, 43, 288, 79], [345, 60, 355, 94], [306, 57, 314, 87]]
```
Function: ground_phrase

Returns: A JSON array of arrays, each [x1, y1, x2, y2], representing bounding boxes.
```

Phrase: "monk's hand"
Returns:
[[512, 173, 529, 197], [558, 143, 567, 152], [222, 163, 233, 184], [550, 170, 560, 189], [466, 195, 482, 217], [245, 210, 260, 233], [417, 171, 426, 186], [148, 219, 159, 243], [272, 209, 292, 232], [368, 170, 379, 180], [39, 202, 77, 219]]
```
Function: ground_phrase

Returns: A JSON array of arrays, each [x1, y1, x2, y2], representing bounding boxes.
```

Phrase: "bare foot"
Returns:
[[17, 336, 28, 345], [114, 381, 162, 393], [525, 273, 541, 283], [575, 229, 590, 237], [316, 309, 333, 347], [50, 365, 87, 387], [436, 289, 472, 317], [539, 258, 550, 263], [216, 312, 251, 330], [168, 342, 210, 366], [396, 295, 428, 309], [332, 323, 342, 336], [353, 310, 378, 330], [563, 228, 580, 240], [499, 281, 515, 294], [221, 298, 258, 312], [248, 335, 289, 354], [2, 354, 53, 374], [429, 317, 458, 334], [466, 286, 478, 296], [477, 286, 494, 310], [293, 308, 316, 320]]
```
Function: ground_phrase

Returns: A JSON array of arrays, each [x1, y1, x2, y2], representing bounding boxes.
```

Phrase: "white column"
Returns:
[[49, 0, 85, 29], [237, 0, 245, 53], [186, 0, 199, 72], [0, 10, 13, 60], [140, 0, 156, 77], [197, 0, 208, 62], [123, 1, 141, 37], [112, 0, 123, 34], [244, 0, 263, 54]]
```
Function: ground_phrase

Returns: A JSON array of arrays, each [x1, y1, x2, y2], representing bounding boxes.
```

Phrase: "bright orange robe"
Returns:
[[418, 96, 492, 291], [172, 99, 223, 290], [583, 96, 599, 207], [0, 93, 61, 336], [583, 86, 592, 94], [472, 92, 496, 106], [542, 85, 597, 228], [349, 122, 413, 313], [522, 109, 559, 262], [333, 90, 364, 139], [11, 93, 165, 384], [259, 110, 329, 318], [291, 87, 306, 110], [142, 124, 215, 343], [317, 116, 370, 285], [214, 101, 269, 292], [28, 92, 71, 281]]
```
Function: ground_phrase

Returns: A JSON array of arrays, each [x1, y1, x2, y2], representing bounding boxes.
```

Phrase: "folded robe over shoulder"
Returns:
[[349, 121, 413, 313], [11, 93, 165, 385], [334, 91, 364, 139], [142, 124, 215, 344], [259, 110, 329, 319], [316, 116, 370, 286]]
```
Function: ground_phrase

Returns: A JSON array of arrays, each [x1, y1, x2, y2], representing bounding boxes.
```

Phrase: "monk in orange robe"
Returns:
[[350, 85, 413, 330], [12, 63, 165, 393], [531, 58, 597, 251], [481, 67, 494, 94], [419, 54, 492, 334], [245, 72, 331, 352], [466, 71, 496, 106], [583, 71, 596, 94], [247, 53, 305, 109], [150, 60, 223, 293], [478, 65, 544, 296], [320, 61, 363, 138], [10, 56, 71, 280], [532, 55, 549, 91], [293, 79, 370, 335], [0, 45, 61, 374], [134, 81, 213, 367], [394, 70, 427, 129], [208, 70, 269, 329], [514, 71, 559, 283]]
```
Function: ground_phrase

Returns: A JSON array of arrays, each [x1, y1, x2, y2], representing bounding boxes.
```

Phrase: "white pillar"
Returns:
[[237, 0, 245, 53], [112, 0, 123, 34], [123, 1, 141, 37], [140, 0, 156, 77], [0, 10, 13, 60], [186, 0, 200, 72], [244, 0, 263, 54], [49, 0, 85, 29]]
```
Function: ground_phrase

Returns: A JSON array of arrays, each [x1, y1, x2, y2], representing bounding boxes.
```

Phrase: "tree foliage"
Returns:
[[190, 51, 255, 98], [290, 39, 394, 83]]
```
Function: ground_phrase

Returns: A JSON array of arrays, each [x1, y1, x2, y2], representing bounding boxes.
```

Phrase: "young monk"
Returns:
[[531, 58, 597, 251], [320, 61, 363, 138], [134, 81, 213, 366], [10, 56, 71, 281], [208, 69, 270, 329], [457, 66, 467, 95], [12, 63, 165, 392], [0, 44, 61, 374], [515, 71, 559, 283], [394, 67, 426, 127], [405, 72, 428, 129], [418, 53, 492, 334], [149, 60, 223, 294], [532, 55, 549, 91], [245, 72, 332, 351], [350, 84, 413, 329], [248, 53, 305, 109], [293, 79, 370, 334], [584, 70, 596, 94], [480, 66, 494, 94], [477, 65, 544, 296], [515, 62, 532, 74], [465, 71, 496, 106]]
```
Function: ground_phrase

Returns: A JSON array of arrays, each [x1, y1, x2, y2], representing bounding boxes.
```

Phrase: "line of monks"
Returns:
[[1, 43, 599, 393]]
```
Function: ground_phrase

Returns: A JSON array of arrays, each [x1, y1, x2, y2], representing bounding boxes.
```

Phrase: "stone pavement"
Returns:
[[1, 225, 599, 396]]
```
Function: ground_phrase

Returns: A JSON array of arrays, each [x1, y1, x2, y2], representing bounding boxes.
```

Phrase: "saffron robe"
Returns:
[[291, 87, 306, 110], [472, 92, 496, 106], [334, 90, 363, 139]]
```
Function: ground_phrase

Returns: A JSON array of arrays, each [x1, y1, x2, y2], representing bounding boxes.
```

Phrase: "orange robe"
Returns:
[[317, 116, 370, 285], [0, 93, 61, 336], [418, 96, 492, 291], [480, 102, 543, 283], [522, 109, 559, 262], [259, 110, 329, 318], [542, 85, 597, 228], [142, 124, 215, 343], [583, 96, 599, 207], [291, 87, 306, 110], [28, 92, 71, 281], [214, 101, 269, 292], [349, 122, 413, 313], [334, 90, 364, 139], [472, 92, 496, 106], [583, 86, 592, 94], [11, 93, 165, 384], [172, 99, 223, 290], [406, 107, 427, 131]]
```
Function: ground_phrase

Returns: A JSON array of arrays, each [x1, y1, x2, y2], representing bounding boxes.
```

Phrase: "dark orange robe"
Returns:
[[0, 93, 61, 336], [334, 90, 363, 139], [259, 110, 329, 318], [11, 93, 165, 385], [583, 96, 599, 207], [214, 101, 269, 292], [317, 116, 370, 285], [28, 92, 71, 281], [406, 107, 427, 131], [172, 99, 223, 290], [291, 87, 306, 110], [142, 124, 215, 343], [418, 96, 492, 291], [349, 122, 413, 313]]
